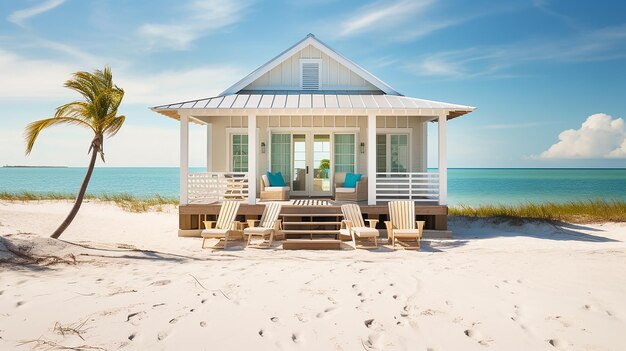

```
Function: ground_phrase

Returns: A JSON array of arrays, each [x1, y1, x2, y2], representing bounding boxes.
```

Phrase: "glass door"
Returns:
[[291, 134, 307, 196], [311, 134, 331, 196]]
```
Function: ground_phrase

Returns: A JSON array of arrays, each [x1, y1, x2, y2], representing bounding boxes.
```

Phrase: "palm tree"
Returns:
[[25, 66, 125, 239]]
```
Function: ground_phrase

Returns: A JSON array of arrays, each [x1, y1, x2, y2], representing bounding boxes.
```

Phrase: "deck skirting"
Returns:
[[179, 203, 449, 237]]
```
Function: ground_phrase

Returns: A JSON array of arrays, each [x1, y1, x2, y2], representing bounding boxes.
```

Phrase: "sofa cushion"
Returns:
[[343, 173, 362, 188], [335, 187, 355, 193], [265, 186, 290, 191], [266, 171, 286, 186]]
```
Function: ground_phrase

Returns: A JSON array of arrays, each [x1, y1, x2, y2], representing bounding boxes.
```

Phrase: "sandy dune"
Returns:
[[1, 201, 625, 350]]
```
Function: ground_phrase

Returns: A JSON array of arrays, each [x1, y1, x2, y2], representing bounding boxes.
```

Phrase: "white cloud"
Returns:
[[138, 0, 251, 50], [8, 0, 66, 26], [0, 49, 244, 105], [0, 50, 75, 100], [117, 66, 244, 106], [339, 0, 433, 37], [538, 114, 626, 159], [0, 124, 208, 167]]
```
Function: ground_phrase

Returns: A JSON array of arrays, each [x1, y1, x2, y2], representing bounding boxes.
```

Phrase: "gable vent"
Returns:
[[301, 62, 320, 90]]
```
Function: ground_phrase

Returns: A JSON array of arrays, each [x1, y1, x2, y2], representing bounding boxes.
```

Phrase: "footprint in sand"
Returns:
[[464, 329, 490, 346], [294, 313, 308, 323], [150, 280, 171, 286], [291, 333, 301, 343], [258, 329, 264, 337], [548, 338, 570, 349], [128, 333, 137, 341], [200, 321, 207, 327], [157, 331, 168, 341], [169, 318, 178, 324], [15, 301, 25, 307], [316, 307, 337, 319], [270, 317, 279, 323], [364, 332, 385, 350], [364, 319, 374, 328]]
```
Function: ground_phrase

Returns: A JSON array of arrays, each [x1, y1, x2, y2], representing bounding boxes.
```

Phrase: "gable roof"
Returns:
[[221, 33, 401, 96]]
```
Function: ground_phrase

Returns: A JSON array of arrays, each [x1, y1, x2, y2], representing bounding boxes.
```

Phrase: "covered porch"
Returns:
[[166, 93, 465, 207]]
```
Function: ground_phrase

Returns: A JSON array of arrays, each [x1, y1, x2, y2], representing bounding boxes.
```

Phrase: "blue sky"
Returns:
[[1, 0, 625, 167]]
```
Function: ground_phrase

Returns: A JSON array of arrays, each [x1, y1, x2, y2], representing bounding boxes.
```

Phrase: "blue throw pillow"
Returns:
[[343, 173, 362, 188], [266, 171, 286, 186]]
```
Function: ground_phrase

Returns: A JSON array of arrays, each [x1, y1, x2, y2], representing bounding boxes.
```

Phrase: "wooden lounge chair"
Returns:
[[340, 203, 379, 248], [201, 200, 241, 249], [385, 201, 425, 250], [244, 202, 283, 248]]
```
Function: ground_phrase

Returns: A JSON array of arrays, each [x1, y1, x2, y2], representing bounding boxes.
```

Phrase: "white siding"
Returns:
[[243, 45, 380, 92]]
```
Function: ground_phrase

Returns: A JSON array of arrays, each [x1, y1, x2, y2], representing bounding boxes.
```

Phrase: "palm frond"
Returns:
[[24, 117, 93, 155], [103, 116, 125, 137]]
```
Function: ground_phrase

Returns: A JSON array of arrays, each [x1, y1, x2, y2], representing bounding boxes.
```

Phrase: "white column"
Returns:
[[206, 123, 212, 172], [367, 114, 377, 205], [180, 113, 189, 205], [437, 113, 448, 206], [247, 114, 257, 205]]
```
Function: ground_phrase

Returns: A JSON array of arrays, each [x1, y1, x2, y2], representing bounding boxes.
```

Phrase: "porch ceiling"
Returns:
[[151, 93, 475, 122]]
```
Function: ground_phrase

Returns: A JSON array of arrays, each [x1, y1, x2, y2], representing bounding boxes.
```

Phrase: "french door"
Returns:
[[270, 131, 356, 197], [291, 133, 332, 197]]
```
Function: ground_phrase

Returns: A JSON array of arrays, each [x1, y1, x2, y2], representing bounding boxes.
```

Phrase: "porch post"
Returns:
[[247, 114, 257, 205], [367, 114, 377, 205], [437, 113, 448, 205], [180, 113, 189, 205], [206, 123, 212, 172]]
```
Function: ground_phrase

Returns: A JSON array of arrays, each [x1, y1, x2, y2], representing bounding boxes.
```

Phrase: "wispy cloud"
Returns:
[[8, 0, 66, 26], [408, 24, 626, 79], [137, 0, 251, 51], [339, 0, 433, 37]]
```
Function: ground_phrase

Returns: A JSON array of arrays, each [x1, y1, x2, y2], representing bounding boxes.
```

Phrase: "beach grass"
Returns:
[[450, 199, 626, 223], [0, 191, 178, 212]]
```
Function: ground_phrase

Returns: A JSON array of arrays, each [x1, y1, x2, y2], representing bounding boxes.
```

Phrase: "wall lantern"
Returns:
[[360, 142, 365, 154], [261, 142, 266, 154]]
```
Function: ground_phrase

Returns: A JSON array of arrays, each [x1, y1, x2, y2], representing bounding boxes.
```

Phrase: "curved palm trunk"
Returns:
[[50, 142, 100, 239]]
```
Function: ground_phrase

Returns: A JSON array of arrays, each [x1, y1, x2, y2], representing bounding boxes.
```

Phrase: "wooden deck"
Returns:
[[178, 201, 449, 238]]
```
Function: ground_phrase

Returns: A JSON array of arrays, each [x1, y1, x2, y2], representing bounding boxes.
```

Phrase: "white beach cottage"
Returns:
[[151, 34, 475, 236]]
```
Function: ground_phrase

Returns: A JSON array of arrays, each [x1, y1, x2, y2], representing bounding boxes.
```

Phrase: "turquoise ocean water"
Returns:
[[0, 168, 625, 206]]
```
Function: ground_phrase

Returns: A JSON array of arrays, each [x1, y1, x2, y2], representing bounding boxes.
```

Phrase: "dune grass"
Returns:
[[0, 191, 178, 212], [450, 199, 626, 223]]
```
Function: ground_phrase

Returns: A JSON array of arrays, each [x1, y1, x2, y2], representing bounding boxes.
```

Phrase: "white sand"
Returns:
[[1, 201, 625, 350]]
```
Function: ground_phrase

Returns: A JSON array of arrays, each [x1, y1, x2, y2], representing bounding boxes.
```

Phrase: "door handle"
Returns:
[[306, 166, 309, 174]]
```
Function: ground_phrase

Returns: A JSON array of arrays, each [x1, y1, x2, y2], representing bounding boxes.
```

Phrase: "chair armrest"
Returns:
[[247, 219, 260, 228], [416, 220, 425, 239], [229, 221, 240, 230], [384, 221, 394, 236], [366, 219, 378, 228], [273, 219, 282, 231], [335, 182, 344, 188], [203, 221, 216, 229], [341, 219, 353, 230]]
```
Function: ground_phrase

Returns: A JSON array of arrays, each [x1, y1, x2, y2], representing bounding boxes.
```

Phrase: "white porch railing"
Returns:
[[188, 172, 249, 203], [375, 172, 440, 202]]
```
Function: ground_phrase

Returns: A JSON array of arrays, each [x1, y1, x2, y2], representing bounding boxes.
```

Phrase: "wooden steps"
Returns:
[[283, 239, 342, 250]]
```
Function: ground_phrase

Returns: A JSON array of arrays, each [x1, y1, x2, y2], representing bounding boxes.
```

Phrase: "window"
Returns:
[[390, 134, 408, 172], [334, 134, 356, 173], [376, 135, 387, 173], [231, 134, 248, 172], [270, 134, 291, 183], [376, 134, 409, 173], [300, 59, 320, 90]]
